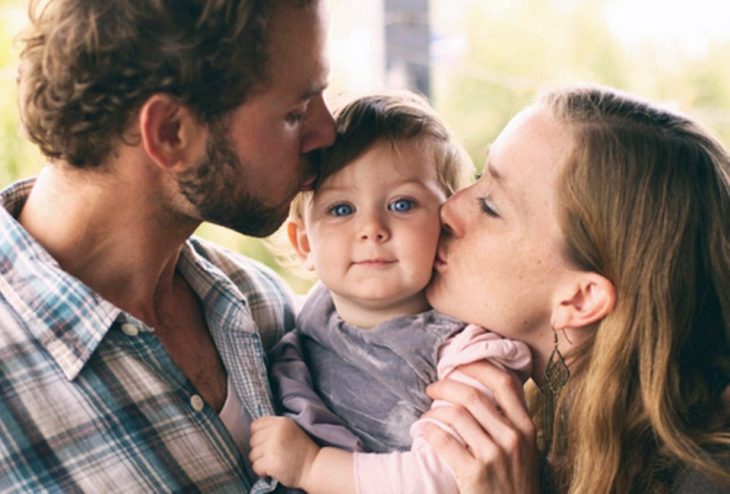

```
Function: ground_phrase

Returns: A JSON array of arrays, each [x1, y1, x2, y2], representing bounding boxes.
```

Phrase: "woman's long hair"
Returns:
[[543, 86, 730, 492]]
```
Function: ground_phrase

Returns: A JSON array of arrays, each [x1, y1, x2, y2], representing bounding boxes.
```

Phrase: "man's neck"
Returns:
[[18, 163, 198, 325]]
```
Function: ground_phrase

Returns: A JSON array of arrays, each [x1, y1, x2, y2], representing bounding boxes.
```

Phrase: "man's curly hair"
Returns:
[[18, 0, 310, 167]]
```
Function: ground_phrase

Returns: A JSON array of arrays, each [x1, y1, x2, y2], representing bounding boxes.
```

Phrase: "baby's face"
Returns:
[[302, 139, 448, 320]]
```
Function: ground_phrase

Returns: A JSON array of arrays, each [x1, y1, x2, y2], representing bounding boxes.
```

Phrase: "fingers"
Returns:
[[423, 362, 540, 494], [429, 361, 534, 438], [426, 379, 514, 452], [423, 399, 538, 494], [421, 421, 481, 471], [424, 404, 497, 458], [249, 417, 273, 451], [248, 416, 290, 475], [249, 419, 270, 475], [249, 416, 322, 489], [250, 415, 280, 432], [421, 422, 497, 494]]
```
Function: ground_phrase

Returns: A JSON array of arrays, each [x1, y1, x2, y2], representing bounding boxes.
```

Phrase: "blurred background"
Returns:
[[2, 0, 729, 293]]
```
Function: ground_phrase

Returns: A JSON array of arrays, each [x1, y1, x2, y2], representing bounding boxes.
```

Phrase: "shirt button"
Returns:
[[190, 394, 205, 412], [120, 323, 139, 337]]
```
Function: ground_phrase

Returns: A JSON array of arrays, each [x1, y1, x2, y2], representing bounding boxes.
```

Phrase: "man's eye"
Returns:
[[285, 111, 306, 124], [328, 203, 354, 217], [388, 198, 415, 212]]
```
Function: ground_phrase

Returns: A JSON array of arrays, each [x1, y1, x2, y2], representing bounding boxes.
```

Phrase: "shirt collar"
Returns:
[[177, 238, 254, 335], [0, 178, 122, 380], [0, 178, 265, 382]]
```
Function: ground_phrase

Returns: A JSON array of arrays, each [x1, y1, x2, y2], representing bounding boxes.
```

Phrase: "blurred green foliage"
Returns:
[[432, 0, 730, 168], [2, 0, 729, 295], [0, 4, 42, 184]]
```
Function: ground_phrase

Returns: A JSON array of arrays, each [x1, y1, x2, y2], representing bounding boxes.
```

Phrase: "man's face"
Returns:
[[179, 0, 335, 237]]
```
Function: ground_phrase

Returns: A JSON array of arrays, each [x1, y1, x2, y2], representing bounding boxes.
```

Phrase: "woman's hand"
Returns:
[[422, 361, 539, 494]]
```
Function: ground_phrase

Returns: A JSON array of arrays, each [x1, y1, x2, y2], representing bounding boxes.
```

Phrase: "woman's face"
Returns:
[[427, 104, 576, 346]]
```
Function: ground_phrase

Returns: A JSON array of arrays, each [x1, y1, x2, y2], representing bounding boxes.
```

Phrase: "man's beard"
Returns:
[[176, 123, 291, 237]]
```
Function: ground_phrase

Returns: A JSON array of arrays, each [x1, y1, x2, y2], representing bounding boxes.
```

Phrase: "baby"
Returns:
[[250, 91, 532, 493]]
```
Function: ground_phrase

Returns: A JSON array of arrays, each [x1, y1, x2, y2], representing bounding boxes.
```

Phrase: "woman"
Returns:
[[421, 85, 730, 492]]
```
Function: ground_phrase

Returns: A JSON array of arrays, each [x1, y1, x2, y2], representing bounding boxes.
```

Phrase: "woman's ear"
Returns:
[[551, 272, 615, 330], [287, 219, 315, 271], [138, 94, 206, 171]]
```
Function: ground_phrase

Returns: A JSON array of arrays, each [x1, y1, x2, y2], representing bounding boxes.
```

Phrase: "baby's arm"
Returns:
[[250, 416, 355, 494], [354, 445, 458, 494], [250, 417, 454, 494]]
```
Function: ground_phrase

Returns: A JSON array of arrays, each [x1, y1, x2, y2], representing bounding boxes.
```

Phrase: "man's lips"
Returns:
[[434, 251, 447, 270]]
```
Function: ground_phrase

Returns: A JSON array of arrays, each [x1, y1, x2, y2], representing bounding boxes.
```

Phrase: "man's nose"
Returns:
[[301, 95, 335, 154]]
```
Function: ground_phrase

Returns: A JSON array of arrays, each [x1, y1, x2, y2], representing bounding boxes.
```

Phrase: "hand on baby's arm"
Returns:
[[249, 416, 356, 494], [250, 416, 319, 489]]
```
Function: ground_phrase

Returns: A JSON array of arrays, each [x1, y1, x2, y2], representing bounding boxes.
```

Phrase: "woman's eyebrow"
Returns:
[[487, 161, 502, 180], [483, 146, 502, 180]]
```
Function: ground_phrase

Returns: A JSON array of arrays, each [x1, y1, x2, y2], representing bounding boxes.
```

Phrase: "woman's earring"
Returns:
[[543, 328, 569, 449]]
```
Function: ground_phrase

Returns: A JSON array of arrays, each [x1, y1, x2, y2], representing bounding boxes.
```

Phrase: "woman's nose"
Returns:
[[439, 190, 466, 238]]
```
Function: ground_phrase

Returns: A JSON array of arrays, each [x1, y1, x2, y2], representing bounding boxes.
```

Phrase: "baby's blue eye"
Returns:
[[389, 198, 415, 212], [329, 203, 354, 217]]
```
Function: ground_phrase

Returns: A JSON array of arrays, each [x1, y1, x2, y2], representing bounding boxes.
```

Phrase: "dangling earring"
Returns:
[[543, 327, 569, 450]]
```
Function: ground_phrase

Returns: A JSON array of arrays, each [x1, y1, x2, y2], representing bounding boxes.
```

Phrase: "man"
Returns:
[[0, 0, 334, 491]]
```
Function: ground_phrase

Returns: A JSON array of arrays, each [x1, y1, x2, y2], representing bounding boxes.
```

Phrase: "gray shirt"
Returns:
[[268, 284, 464, 453]]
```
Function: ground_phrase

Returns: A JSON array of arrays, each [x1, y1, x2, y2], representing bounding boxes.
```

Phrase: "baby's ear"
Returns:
[[287, 219, 315, 271], [551, 272, 615, 330]]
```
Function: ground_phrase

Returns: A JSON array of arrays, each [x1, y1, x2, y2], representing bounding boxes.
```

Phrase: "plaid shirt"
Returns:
[[0, 179, 296, 493]]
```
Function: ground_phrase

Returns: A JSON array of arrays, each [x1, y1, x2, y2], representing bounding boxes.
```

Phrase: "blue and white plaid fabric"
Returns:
[[0, 178, 296, 493]]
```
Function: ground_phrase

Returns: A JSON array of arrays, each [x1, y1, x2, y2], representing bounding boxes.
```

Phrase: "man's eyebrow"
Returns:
[[301, 82, 329, 101]]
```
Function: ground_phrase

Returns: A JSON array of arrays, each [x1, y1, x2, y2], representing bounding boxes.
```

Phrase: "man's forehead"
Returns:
[[267, 0, 329, 92]]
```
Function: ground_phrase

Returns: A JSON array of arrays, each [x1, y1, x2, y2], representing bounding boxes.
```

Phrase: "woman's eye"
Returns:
[[478, 197, 499, 217], [328, 203, 354, 217], [388, 198, 415, 213]]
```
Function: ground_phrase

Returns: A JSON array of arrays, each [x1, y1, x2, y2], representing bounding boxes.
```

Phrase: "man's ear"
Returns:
[[287, 219, 315, 271], [138, 94, 206, 170], [551, 272, 615, 330]]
